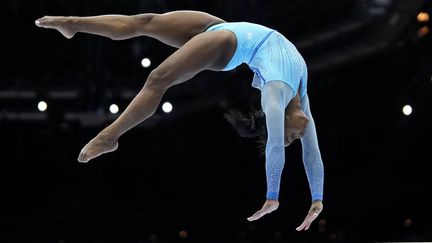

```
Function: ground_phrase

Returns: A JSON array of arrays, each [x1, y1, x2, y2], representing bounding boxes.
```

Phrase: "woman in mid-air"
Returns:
[[35, 10, 324, 230]]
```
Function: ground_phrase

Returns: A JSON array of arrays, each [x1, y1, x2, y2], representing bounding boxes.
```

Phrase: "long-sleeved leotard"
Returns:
[[207, 22, 324, 201], [262, 81, 324, 201]]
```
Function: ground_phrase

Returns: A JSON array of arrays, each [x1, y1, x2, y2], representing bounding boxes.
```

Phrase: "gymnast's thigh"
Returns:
[[137, 10, 226, 48], [145, 30, 236, 90]]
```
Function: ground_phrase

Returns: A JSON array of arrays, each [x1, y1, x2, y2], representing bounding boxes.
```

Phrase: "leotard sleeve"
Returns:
[[261, 81, 292, 200], [300, 94, 324, 201]]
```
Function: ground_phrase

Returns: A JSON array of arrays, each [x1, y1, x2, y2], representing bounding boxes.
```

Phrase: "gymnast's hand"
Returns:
[[247, 199, 279, 221], [296, 200, 323, 231]]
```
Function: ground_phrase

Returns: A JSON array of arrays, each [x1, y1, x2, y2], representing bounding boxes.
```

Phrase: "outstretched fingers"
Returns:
[[296, 201, 323, 231], [296, 211, 319, 231], [247, 199, 279, 221], [247, 209, 268, 221]]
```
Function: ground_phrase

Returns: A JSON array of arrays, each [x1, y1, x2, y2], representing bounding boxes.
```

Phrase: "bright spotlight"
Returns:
[[417, 12, 429, 22], [38, 101, 47, 112], [162, 102, 173, 113], [109, 104, 119, 114], [141, 58, 151, 68], [402, 105, 412, 116]]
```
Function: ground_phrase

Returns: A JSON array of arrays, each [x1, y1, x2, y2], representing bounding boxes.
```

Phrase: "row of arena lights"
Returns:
[[37, 100, 413, 116], [37, 100, 174, 114]]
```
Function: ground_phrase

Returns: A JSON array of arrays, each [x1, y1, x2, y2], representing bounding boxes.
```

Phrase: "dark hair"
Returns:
[[224, 109, 267, 138]]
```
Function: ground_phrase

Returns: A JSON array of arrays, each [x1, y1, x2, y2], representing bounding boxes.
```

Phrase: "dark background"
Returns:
[[1, 0, 431, 242]]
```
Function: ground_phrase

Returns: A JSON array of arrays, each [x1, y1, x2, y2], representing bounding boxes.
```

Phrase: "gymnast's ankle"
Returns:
[[97, 130, 119, 144]]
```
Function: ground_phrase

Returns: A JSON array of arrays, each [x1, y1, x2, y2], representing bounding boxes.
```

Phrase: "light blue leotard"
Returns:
[[207, 22, 324, 201]]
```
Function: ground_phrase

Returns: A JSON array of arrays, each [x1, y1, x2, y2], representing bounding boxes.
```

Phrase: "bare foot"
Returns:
[[78, 133, 118, 163], [35, 16, 76, 39]]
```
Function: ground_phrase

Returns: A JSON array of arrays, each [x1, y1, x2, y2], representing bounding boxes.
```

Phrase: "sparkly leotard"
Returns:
[[207, 22, 324, 201]]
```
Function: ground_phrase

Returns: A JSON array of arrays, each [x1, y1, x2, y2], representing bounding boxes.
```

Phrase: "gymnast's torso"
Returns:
[[206, 22, 308, 98], [206, 22, 275, 71]]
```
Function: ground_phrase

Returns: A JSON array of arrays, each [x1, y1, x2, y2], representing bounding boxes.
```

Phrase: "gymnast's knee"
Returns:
[[132, 13, 158, 31], [105, 14, 157, 40], [144, 69, 173, 92]]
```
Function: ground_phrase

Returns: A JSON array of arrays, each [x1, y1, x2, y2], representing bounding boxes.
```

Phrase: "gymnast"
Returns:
[[35, 10, 324, 230]]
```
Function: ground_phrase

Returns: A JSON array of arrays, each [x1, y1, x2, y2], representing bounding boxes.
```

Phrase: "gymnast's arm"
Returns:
[[263, 94, 286, 201], [247, 81, 289, 221], [295, 94, 324, 231], [300, 94, 324, 202]]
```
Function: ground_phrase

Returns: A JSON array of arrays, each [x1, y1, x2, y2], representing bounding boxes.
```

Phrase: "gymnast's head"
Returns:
[[283, 109, 308, 146], [224, 106, 308, 147]]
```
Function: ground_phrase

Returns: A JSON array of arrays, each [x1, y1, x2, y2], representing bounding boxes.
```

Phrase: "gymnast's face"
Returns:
[[284, 111, 308, 147]]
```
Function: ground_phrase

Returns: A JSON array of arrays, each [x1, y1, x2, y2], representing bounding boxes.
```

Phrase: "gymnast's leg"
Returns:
[[77, 30, 236, 162], [35, 11, 225, 47]]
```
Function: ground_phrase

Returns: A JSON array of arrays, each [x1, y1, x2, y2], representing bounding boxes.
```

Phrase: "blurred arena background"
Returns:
[[0, 0, 431, 242]]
